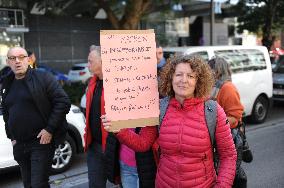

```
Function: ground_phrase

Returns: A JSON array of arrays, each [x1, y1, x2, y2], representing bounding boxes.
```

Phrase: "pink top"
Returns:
[[119, 129, 136, 167]]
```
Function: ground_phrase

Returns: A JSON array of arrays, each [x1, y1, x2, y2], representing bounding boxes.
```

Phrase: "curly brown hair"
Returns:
[[159, 55, 214, 98]]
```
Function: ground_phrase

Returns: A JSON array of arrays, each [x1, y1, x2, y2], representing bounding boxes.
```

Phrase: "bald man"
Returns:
[[1, 47, 70, 188]]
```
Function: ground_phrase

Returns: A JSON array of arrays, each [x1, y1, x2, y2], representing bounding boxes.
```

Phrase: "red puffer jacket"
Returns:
[[156, 97, 237, 188]]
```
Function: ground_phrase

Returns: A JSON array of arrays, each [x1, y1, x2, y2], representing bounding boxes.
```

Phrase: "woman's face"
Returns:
[[172, 63, 197, 101]]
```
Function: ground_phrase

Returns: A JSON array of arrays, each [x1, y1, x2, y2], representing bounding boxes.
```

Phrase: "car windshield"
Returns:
[[272, 55, 284, 73]]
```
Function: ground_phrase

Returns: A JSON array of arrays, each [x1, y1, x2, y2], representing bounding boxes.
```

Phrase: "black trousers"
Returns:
[[87, 142, 107, 188], [13, 139, 55, 188]]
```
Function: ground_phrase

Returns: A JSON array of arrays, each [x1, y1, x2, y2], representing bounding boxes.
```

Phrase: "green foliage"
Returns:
[[231, 0, 284, 47], [63, 82, 87, 106], [234, 0, 284, 33]]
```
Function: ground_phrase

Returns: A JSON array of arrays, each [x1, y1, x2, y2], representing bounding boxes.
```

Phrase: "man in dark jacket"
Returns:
[[1, 47, 70, 188]]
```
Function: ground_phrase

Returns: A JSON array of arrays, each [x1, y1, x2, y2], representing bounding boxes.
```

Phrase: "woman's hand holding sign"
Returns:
[[101, 115, 121, 133]]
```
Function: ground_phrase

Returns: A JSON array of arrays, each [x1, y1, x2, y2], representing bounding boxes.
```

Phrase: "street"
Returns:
[[1, 102, 284, 188]]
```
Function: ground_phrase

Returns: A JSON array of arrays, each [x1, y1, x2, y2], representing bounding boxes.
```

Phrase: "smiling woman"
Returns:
[[156, 54, 237, 188], [159, 55, 214, 99], [172, 63, 197, 102]]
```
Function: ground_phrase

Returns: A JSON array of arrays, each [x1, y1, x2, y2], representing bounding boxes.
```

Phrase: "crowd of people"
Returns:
[[1, 44, 249, 188]]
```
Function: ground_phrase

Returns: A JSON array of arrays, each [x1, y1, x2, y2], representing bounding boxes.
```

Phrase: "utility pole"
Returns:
[[210, 0, 214, 45]]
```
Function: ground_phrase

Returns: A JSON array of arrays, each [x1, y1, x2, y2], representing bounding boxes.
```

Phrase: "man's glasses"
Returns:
[[7, 55, 28, 62]]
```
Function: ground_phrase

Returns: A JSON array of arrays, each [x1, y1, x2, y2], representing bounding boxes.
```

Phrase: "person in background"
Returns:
[[2, 47, 70, 188], [89, 45, 97, 52], [86, 45, 157, 188], [208, 57, 247, 188], [84, 45, 108, 188], [269, 37, 284, 63], [156, 55, 237, 187], [27, 50, 37, 69], [156, 45, 166, 77], [0, 66, 12, 83], [101, 116, 157, 188], [208, 57, 244, 128], [156, 45, 167, 98], [270, 38, 284, 54], [80, 45, 97, 116]]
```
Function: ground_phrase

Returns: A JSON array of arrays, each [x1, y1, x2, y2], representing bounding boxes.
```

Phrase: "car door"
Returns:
[[0, 113, 18, 169]]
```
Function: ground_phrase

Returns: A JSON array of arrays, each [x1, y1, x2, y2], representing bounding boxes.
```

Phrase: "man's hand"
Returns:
[[101, 114, 120, 133], [37, 129, 53, 144], [11, 140, 16, 146]]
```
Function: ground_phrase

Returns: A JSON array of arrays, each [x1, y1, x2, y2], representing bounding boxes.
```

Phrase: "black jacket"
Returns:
[[105, 130, 156, 188], [1, 68, 71, 145]]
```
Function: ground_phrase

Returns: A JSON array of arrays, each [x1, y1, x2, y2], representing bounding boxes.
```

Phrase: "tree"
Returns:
[[97, 0, 150, 29], [28, 0, 180, 30], [232, 0, 284, 48]]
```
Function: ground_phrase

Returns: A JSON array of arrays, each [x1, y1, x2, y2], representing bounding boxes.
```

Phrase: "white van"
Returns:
[[163, 46, 273, 124]]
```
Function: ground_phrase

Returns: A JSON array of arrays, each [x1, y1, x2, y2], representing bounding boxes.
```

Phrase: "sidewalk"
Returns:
[[49, 169, 118, 188], [47, 153, 118, 188]]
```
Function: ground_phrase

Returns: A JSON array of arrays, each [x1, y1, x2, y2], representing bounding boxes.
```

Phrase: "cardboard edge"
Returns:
[[109, 117, 159, 132], [100, 29, 154, 35]]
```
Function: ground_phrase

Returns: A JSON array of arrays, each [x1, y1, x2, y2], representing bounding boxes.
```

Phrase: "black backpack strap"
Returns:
[[158, 96, 170, 133], [204, 99, 218, 146]]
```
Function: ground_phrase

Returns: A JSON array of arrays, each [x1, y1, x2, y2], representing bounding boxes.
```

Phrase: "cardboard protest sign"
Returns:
[[100, 30, 159, 132]]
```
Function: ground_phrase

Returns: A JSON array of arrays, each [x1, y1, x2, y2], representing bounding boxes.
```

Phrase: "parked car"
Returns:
[[37, 65, 69, 85], [271, 55, 284, 101], [0, 104, 85, 174], [163, 45, 273, 123], [80, 93, 86, 116], [68, 63, 91, 83]]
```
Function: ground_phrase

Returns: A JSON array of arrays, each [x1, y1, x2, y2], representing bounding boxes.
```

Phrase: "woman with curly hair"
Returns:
[[156, 55, 237, 188]]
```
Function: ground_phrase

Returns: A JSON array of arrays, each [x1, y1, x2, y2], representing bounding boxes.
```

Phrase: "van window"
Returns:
[[164, 51, 183, 59], [190, 51, 209, 62], [214, 49, 266, 73], [164, 51, 208, 62]]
